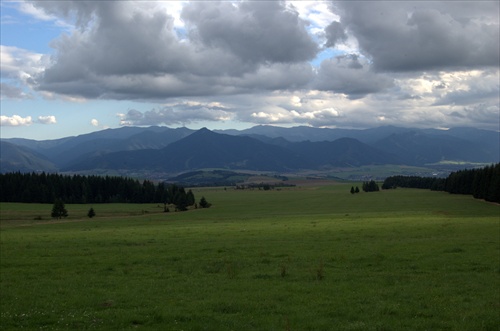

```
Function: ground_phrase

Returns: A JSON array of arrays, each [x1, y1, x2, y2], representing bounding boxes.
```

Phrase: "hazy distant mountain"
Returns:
[[65, 128, 304, 172], [4, 126, 194, 168], [223, 125, 499, 165], [218, 125, 412, 144], [1, 125, 498, 174], [63, 128, 400, 172], [221, 124, 499, 150], [217, 125, 354, 142], [283, 138, 401, 167], [0, 141, 57, 173], [373, 131, 498, 165]]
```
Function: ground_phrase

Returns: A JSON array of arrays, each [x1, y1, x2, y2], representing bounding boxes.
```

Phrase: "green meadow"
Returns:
[[1, 183, 499, 330]]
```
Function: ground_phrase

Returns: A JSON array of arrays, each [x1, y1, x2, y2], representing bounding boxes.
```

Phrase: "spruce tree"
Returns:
[[87, 207, 95, 218], [199, 196, 211, 208], [51, 199, 68, 219]]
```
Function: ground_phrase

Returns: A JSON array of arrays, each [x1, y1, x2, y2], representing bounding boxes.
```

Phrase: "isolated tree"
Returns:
[[87, 207, 95, 218], [355, 186, 360, 193], [350, 186, 355, 194], [199, 196, 211, 208], [51, 199, 68, 219]]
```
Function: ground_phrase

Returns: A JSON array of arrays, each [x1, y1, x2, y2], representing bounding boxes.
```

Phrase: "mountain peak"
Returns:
[[193, 127, 214, 135]]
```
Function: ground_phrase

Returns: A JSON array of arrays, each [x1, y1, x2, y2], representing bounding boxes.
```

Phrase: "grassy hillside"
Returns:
[[1, 183, 499, 330]]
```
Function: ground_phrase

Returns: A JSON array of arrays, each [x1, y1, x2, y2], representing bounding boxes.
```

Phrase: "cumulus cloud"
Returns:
[[0, 114, 57, 126], [91, 119, 99, 127], [332, 1, 500, 72], [1, 115, 33, 126], [1, 45, 46, 83], [182, 1, 318, 64], [30, 0, 319, 100], [0, 83, 33, 99], [5, 1, 499, 131], [37, 115, 56, 124], [314, 55, 394, 98], [324, 21, 347, 48], [118, 102, 234, 126], [251, 107, 340, 126]]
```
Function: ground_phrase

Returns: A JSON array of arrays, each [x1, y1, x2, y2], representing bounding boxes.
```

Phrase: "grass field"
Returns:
[[1, 183, 499, 330]]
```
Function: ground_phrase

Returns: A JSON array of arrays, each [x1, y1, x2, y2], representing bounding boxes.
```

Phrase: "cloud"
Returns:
[[119, 102, 234, 126], [324, 21, 347, 48], [251, 107, 340, 126], [182, 1, 318, 64], [229, 91, 345, 127], [19, 1, 58, 21], [431, 70, 500, 106], [0, 45, 46, 82], [314, 55, 394, 98], [4, 1, 498, 132], [37, 115, 56, 124], [1, 115, 33, 126], [0, 83, 33, 99], [0, 114, 56, 126], [332, 1, 500, 72], [91, 119, 99, 127], [28, 0, 319, 100]]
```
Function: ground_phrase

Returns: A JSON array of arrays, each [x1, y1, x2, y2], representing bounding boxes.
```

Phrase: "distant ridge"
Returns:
[[0, 141, 57, 173], [1, 125, 498, 174]]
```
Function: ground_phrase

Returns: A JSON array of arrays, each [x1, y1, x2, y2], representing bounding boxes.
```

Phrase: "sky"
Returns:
[[1, 0, 499, 140]]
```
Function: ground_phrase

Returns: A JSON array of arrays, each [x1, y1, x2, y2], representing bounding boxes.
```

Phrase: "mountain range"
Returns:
[[1, 125, 498, 174]]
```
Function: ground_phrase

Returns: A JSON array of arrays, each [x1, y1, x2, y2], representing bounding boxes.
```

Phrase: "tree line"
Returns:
[[0, 172, 208, 210], [382, 163, 500, 203]]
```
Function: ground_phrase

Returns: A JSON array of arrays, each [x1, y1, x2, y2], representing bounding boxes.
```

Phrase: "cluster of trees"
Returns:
[[349, 181, 379, 194], [382, 163, 500, 203], [382, 176, 443, 190], [350, 186, 360, 194], [445, 164, 499, 202], [0, 172, 211, 211], [362, 180, 380, 192], [50, 202, 95, 220], [234, 183, 295, 190]]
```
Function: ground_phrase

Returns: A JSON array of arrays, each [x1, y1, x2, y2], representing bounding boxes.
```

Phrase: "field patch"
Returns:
[[1, 184, 499, 330]]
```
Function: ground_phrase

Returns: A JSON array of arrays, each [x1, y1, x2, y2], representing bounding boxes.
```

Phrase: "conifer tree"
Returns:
[[87, 207, 95, 218], [199, 196, 211, 208], [51, 199, 68, 219]]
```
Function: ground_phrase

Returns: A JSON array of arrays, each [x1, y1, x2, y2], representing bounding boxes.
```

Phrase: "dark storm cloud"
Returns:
[[30, 0, 318, 100], [314, 55, 394, 99], [332, 1, 500, 72], [449, 103, 500, 129], [181, 1, 319, 64], [324, 21, 347, 48]]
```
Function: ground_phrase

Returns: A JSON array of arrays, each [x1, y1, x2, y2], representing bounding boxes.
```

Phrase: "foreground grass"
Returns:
[[1, 184, 499, 330]]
